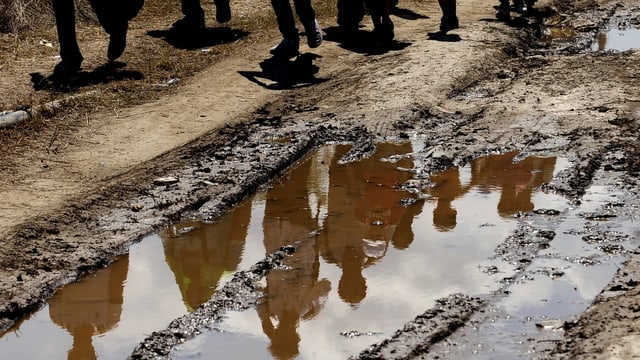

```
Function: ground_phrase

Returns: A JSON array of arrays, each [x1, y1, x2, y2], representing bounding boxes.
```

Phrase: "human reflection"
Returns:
[[48, 256, 128, 360], [161, 203, 250, 311], [596, 31, 607, 51], [257, 153, 332, 360], [320, 143, 422, 306], [426, 151, 557, 231]]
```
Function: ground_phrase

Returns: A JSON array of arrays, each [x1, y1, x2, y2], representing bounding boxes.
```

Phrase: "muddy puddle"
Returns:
[[1, 142, 638, 359]]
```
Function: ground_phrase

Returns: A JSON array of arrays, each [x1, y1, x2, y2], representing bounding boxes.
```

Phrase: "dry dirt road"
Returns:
[[0, 0, 639, 358]]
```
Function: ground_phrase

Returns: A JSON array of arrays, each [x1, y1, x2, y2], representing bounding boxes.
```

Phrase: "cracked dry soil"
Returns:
[[1, 0, 640, 358]]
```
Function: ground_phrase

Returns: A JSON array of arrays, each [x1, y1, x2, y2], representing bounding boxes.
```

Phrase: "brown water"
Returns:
[[1, 143, 584, 359]]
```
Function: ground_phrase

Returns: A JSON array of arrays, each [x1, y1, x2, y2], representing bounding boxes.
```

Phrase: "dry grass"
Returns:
[[0, 0, 340, 174]]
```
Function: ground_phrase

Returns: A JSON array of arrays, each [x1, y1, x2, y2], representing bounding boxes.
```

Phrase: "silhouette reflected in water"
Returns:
[[160, 201, 251, 311], [426, 151, 557, 231], [48, 256, 128, 360], [257, 150, 332, 360], [319, 143, 422, 306]]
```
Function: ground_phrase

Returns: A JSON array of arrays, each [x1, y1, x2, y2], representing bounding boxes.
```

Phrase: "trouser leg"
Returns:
[[271, 0, 298, 39], [52, 0, 83, 70]]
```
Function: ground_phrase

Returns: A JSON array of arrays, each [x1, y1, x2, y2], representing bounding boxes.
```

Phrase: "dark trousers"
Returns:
[[53, 0, 143, 64], [270, 0, 316, 40], [337, 0, 365, 29], [181, 0, 205, 19]]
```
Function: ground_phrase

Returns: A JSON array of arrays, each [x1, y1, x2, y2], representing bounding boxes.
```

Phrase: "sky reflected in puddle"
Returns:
[[0, 143, 572, 359], [592, 27, 640, 51]]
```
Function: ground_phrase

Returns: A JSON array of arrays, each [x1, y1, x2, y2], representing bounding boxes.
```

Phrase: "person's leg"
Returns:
[[438, 0, 458, 32], [337, 0, 365, 35], [52, 0, 83, 74], [214, 0, 231, 23], [292, 0, 321, 47], [88, 0, 130, 61], [496, 0, 511, 21], [270, 0, 300, 58], [173, 0, 205, 30]]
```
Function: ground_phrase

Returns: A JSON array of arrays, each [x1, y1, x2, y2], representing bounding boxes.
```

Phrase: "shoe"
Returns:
[[53, 56, 83, 77], [270, 38, 300, 59], [514, 0, 528, 14], [171, 16, 205, 32], [374, 19, 394, 42], [214, 0, 231, 23], [439, 15, 459, 32], [107, 21, 128, 61], [496, 3, 511, 21], [304, 19, 323, 48]]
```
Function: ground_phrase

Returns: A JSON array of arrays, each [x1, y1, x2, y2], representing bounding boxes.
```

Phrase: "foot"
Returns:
[[171, 16, 205, 32], [496, 3, 511, 21], [214, 0, 231, 23], [439, 15, 459, 33], [270, 38, 300, 59], [374, 18, 395, 42], [304, 19, 323, 48], [107, 22, 128, 61], [53, 56, 83, 77], [514, 0, 528, 14]]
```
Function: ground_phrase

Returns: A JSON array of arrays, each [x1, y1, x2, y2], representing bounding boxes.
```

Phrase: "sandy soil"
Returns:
[[1, 0, 639, 358]]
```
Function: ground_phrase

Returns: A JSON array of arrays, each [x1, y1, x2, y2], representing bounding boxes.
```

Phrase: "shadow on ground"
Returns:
[[147, 26, 249, 50], [238, 53, 327, 90], [323, 26, 411, 55], [30, 61, 143, 92]]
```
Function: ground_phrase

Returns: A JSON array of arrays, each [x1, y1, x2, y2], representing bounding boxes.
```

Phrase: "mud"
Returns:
[[0, 0, 640, 358]]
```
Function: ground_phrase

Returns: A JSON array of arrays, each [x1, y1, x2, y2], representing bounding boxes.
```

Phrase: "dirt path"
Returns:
[[1, 0, 640, 357]]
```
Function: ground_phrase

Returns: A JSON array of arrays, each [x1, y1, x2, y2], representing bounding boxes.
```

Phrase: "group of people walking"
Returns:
[[52, 0, 535, 77]]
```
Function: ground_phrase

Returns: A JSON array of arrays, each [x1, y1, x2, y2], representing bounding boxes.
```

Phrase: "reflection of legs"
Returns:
[[437, 0, 458, 33], [53, 0, 83, 74]]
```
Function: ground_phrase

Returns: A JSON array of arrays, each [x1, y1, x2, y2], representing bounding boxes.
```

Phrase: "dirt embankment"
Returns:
[[1, 0, 640, 358]]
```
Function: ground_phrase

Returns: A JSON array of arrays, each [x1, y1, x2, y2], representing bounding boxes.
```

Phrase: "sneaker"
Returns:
[[107, 21, 128, 61], [270, 38, 300, 59], [496, 3, 511, 21], [172, 16, 205, 32], [214, 0, 231, 23], [514, 0, 528, 14], [304, 19, 323, 48]]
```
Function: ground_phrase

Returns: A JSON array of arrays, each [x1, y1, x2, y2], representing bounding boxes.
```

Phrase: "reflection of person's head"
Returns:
[[269, 309, 300, 360], [338, 246, 367, 306], [67, 324, 97, 360], [433, 202, 457, 231]]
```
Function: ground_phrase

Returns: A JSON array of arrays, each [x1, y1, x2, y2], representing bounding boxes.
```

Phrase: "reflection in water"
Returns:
[[0, 143, 564, 360], [160, 199, 251, 311], [592, 28, 640, 51], [49, 256, 128, 360], [320, 143, 419, 306], [258, 151, 332, 360], [427, 151, 556, 230]]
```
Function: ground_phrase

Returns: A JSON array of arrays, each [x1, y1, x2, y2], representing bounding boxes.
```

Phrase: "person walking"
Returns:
[[172, 0, 232, 31], [52, 0, 144, 75], [268, 0, 323, 59]]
